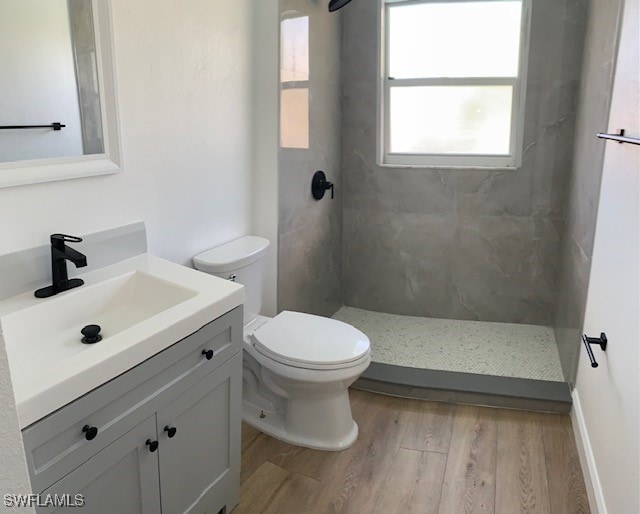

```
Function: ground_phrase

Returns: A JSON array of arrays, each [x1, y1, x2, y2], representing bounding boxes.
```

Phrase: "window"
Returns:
[[379, 0, 530, 168], [280, 14, 310, 149]]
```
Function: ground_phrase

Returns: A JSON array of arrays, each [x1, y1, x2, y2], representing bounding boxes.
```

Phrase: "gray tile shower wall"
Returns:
[[278, 0, 343, 317], [341, 0, 588, 325], [554, 0, 624, 384]]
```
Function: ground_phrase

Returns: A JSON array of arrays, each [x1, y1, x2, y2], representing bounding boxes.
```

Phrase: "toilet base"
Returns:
[[242, 400, 359, 451]]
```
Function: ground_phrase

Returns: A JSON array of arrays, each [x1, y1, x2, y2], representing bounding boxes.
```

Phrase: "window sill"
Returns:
[[377, 162, 520, 171]]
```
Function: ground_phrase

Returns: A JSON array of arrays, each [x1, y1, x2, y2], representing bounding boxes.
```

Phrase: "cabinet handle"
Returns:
[[146, 439, 159, 452], [164, 426, 177, 438], [202, 349, 214, 360], [82, 425, 98, 441]]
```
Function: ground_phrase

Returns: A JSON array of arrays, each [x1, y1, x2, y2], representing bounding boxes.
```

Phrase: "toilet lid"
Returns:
[[251, 311, 370, 367]]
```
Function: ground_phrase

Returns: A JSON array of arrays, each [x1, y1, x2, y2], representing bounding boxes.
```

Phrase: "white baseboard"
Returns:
[[571, 390, 607, 514]]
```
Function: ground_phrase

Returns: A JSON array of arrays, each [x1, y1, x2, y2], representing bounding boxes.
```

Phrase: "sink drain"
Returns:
[[81, 325, 102, 344]]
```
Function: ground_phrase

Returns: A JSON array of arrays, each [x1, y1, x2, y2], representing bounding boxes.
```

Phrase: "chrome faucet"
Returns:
[[35, 234, 87, 298]]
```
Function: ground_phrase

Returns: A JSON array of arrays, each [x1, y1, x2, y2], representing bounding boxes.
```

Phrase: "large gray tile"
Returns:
[[278, 0, 343, 315], [340, 0, 378, 85], [564, 0, 622, 256], [528, 0, 587, 82], [343, 208, 456, 318], [279, 225, 342, 317], [554, 237, 591, 384], [553, 0, 623, 384], [450, 216, 559, 324], [559, 1, 589, 81], [528, 0, 567, 82], [344, 166, 456, 216], [341, 78, 377, 132], [528, 81, 579, 219], [453, 169, 532, 217]]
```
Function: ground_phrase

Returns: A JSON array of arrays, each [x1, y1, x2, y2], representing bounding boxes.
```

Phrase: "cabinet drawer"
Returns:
[[23, 306, 243, 493]]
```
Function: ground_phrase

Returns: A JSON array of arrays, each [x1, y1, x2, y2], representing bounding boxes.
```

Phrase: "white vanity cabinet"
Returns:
[[22, 307, 243, 514]]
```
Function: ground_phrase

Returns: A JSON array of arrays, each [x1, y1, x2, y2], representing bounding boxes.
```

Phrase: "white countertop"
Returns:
[[0, 254, 244, 428]]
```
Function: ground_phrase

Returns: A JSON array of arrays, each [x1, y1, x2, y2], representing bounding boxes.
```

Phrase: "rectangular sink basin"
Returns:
[[2, 271, 197, 369], [0, 254, 244, 428]]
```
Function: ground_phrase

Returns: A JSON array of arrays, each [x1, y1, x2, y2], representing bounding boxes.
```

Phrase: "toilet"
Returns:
[[193, 236, 371, 451]]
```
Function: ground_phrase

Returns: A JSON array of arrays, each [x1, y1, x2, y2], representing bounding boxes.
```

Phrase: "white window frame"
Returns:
[[377, 0, 532, 169]]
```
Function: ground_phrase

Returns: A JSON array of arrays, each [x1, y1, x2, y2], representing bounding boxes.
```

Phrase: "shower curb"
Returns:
[[353, 362, 572, 413]]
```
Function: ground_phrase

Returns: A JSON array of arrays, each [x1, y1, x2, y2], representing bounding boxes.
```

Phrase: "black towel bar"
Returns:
[[597, 129, 640, 146], [582, 333, 608, 368], [0, 122, 66, 131]]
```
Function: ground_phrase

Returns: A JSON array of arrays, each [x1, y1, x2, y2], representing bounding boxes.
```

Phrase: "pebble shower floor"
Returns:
[[333, 306, 565, 382]]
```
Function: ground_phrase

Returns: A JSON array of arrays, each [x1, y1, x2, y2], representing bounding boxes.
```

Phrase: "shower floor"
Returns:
[[333, 306, 564, 382]]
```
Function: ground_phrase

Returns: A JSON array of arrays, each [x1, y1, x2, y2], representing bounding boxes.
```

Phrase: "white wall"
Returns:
[[0, 0, 255, 499], [0, 0, 83, 162], [572, 0, 640, 512], [0, 0, 254, 264]]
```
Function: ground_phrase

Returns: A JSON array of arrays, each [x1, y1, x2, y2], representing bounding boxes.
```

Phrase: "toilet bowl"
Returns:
[[242, 311, 370, 450], [193, 236, 371, 451]]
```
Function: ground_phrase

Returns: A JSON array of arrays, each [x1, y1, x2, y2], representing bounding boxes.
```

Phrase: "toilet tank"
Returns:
[[193, 236, 270, 325]]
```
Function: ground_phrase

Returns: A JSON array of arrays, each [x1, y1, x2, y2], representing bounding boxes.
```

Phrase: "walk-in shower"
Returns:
[[277, 0, 589, 411]]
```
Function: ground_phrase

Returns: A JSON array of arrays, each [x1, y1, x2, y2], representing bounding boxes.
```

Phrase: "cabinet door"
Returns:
[[39, 416, 160, 514], [157, 352, 242, 514]]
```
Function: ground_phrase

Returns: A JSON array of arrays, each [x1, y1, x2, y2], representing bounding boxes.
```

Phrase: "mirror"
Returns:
[[0, 0, 121, 188]]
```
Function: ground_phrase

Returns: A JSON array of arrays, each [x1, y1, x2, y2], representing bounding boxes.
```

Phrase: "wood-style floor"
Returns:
[[234, 389, 590, 514]]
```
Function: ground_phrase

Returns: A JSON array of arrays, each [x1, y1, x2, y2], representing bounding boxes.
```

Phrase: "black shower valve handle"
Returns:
[[326, 180, 335, 199]]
